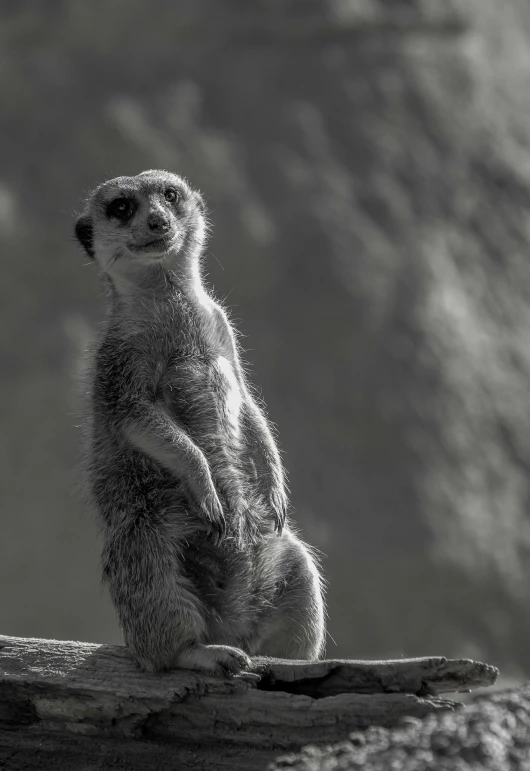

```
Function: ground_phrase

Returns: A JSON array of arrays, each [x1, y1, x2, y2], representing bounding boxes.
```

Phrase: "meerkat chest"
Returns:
[[155, 298, 244, 437], [161, 352, 243, 439], [213, 354, 243, 434]]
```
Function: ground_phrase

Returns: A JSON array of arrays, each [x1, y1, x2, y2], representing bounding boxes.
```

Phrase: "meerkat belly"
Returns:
[[162, 355, 243, 451], [181, 533, 256, 640]]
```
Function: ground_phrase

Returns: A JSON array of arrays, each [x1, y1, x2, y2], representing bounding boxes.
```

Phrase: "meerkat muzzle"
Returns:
[[128, 235, 175, 253]]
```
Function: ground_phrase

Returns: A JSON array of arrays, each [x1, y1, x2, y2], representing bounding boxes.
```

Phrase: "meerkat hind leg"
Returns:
[[253, 532, 325, 661], [103, 518, 253, 675]]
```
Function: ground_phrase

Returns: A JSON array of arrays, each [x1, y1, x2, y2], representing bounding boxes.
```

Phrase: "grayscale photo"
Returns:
[[0, 1, 528, 769]]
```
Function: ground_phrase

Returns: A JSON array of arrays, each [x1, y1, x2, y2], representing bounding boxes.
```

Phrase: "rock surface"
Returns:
[[271, 682, 530, 770]]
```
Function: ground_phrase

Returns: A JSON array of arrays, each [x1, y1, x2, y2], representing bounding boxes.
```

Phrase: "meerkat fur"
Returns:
[[75, 170, 325, 674]]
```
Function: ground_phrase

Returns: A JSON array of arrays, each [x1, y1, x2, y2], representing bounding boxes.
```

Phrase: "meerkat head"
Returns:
[[75, 170, 207, 288]]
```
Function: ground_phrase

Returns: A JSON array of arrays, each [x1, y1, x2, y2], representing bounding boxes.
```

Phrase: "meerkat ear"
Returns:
[[75, 215, 95, 259]]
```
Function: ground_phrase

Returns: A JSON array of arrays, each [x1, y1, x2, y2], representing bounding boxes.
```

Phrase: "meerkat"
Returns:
[[75, 170, 325, 674]]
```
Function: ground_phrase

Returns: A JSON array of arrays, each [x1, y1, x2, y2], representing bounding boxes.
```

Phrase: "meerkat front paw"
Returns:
[[195, 489, 227, 544], [268, 485, 288, 534], [222, 490, 249, 518], [177, 643, 253, 676]]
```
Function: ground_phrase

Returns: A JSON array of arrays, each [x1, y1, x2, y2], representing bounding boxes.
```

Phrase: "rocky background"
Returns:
[[2, 0, 530, 683], [271, 683, 530, 771]]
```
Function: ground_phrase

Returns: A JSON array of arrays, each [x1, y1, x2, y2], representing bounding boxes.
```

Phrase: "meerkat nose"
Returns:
[[147, 212, 170, 233]]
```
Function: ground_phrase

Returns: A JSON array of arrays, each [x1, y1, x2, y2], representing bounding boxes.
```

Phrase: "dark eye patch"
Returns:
[[106, 196, 136, 221], [164, 188, 181, 204]]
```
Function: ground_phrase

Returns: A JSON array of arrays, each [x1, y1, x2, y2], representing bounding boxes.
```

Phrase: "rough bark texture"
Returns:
[[0, 635, 498, 770]]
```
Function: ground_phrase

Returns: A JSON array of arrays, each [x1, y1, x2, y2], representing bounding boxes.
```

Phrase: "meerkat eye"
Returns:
[[107, 197, 134, 220], [164, 188, 180, 204]]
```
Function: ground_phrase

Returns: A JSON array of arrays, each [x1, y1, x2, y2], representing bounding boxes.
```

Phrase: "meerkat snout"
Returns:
[[147, 210, 170, 233]]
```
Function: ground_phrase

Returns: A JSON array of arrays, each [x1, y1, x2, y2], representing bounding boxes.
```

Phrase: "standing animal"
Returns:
[[75, 170, 325, 674]]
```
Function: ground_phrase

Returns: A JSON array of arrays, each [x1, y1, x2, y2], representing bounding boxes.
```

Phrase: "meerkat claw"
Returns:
[[206, 517, 226, 545], [199, 492, 226, 542], [269, 489, 287, 534]]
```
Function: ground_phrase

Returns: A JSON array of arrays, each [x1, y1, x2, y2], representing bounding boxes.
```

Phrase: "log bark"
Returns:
[[0, 635, 498, 771]]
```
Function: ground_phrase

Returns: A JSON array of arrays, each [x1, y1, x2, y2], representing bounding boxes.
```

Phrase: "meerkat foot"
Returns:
[[177, 643, 252, 676]]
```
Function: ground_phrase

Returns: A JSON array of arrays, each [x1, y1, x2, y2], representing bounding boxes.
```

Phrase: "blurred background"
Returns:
[[2, 0, 530, 683]]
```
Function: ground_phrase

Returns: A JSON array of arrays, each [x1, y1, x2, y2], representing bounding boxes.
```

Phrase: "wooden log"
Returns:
[[0, 635, 498, 771]]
